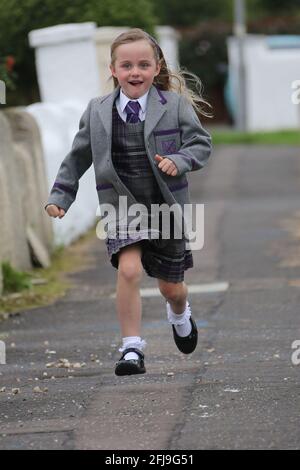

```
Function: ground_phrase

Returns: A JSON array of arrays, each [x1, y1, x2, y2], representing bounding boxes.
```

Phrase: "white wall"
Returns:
[[228, 35, 300, 131], [26, 101, 98, 246]]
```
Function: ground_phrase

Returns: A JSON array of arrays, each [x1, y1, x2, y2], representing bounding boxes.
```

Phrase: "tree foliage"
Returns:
[[252, 0, 300, 13], [151, 0, 233, 26], [151, 0, 300, 26], [0, 0, 157, 103]]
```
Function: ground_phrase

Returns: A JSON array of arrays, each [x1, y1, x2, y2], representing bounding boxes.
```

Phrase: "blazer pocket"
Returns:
[[154, 128, 181, 156]]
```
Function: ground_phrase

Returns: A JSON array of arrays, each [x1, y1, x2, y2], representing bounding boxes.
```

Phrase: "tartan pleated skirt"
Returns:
[[106, 234, 193, 283]]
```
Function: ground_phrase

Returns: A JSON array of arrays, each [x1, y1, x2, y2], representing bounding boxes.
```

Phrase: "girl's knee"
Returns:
[[118, 247, 143, 284], [158, 280, 186, 302], [118, 262, 143, 283]]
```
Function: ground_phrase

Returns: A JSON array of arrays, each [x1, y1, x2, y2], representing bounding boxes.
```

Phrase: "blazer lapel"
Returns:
[[144, 85, 167, 141], [96, 85, 120, 136]]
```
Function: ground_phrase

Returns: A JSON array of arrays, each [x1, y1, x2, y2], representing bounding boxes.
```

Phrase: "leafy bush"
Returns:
[[0, 56, 17, 90]]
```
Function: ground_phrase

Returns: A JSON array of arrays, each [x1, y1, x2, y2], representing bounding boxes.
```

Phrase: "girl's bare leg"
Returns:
[[116, 243, 144, 337]]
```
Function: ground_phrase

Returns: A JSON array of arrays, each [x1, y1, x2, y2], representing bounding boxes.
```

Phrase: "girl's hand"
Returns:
[[154, 154, 178, 176], [46, 204, 65, 219]]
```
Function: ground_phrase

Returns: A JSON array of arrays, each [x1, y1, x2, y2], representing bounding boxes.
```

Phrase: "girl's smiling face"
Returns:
[[110, 39, 161, 99]]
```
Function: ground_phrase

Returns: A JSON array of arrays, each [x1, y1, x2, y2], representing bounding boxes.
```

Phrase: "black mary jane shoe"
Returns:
[[115, 347, 146, 376], [172, 317, 198, 354]]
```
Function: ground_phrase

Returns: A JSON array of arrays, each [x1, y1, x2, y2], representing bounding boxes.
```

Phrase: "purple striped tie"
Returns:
[[125, 100, 141, 123]]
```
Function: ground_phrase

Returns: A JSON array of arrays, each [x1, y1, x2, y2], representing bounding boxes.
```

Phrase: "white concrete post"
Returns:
[[0, 341, 5, 364], [155, 26, 180, 71], [28, 22, 101, 103], [0, 80, 5, 104]]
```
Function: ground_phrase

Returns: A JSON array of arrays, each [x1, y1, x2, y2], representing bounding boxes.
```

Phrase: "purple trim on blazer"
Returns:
[[153, 128, 180, 136], [96, 183, 114, 191], [177, 151, 199, 170], [155, 86, 167, 105], [168, 181, 188, 192], [53, 182, 77, 197]]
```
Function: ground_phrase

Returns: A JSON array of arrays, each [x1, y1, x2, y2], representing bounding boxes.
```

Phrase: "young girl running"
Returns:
[[45, 28, 212, 376]]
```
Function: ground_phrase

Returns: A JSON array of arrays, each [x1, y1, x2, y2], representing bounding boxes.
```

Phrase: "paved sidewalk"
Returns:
[[0, 144, 300, 450]]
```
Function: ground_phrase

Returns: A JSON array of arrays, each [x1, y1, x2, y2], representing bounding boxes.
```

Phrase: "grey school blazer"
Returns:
[[45, 84, 212, 236]]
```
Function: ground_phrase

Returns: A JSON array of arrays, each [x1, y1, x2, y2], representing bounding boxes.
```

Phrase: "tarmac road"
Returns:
[[0, 144, 300, 450]]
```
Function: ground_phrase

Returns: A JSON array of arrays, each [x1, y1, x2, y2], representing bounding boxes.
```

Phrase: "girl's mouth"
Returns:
[[129, 81, 143, 87]]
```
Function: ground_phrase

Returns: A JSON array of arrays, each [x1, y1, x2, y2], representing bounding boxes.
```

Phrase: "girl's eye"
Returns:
[[122, 64, 131, 69], [141, 63, 150, 68]]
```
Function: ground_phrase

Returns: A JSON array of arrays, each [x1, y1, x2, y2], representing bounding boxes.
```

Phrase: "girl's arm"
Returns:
[[164, 95, 212, 177], [44, 99, 93, 214]]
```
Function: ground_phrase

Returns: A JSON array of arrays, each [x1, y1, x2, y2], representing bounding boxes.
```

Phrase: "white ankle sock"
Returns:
[[167, 301, 192, 337], [119, 336, 146, 360]]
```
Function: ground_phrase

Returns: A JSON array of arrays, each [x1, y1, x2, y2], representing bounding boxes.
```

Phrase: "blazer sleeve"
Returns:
[[44, 99, 93, 213], [166, 95, 212, 176]]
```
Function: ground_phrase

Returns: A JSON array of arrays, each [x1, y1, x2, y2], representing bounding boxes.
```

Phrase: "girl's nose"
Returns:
[[131, 67, 139, 76]]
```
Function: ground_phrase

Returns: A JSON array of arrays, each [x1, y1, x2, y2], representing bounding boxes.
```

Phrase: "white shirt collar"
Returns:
[[119, 88, 149, 113]]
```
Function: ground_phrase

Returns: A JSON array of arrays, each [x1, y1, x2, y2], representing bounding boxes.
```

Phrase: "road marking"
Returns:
[[110, 282, 229, 298]]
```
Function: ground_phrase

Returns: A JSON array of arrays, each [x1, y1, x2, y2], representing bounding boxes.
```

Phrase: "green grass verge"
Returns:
[[1, 262, 32, 294], [211, 129, 300, 145], [0, 225, 97, 321]]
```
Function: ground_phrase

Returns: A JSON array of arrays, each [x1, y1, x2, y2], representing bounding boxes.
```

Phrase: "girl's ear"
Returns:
[[110, 64, 117, 77], [154, 62, 161, 77]]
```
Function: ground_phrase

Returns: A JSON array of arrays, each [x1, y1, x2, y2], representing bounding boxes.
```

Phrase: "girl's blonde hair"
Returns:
[[110, 28, 212, 118]]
